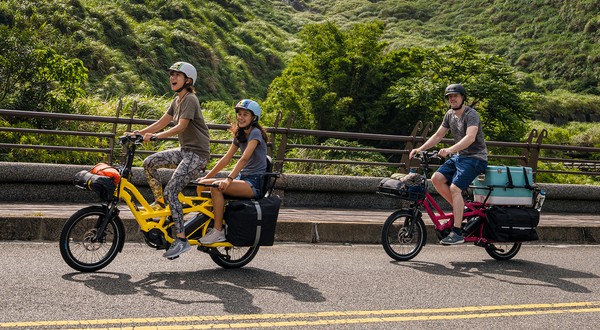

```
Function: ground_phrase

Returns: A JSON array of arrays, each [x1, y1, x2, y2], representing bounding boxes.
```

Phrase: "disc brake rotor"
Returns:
[[82, 229, 102, 251], [397, 228, 414, 244]]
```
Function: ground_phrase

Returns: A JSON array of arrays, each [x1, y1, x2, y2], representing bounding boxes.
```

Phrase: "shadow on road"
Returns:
[[392, 260, 598, 293], [62, 267, 325, 314]]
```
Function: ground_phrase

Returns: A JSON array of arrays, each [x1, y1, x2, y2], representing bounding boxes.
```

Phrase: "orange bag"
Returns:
[[90, 163, 121, 185]]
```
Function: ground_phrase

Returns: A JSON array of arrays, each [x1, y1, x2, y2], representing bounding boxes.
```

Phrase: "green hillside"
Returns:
[[0, 0, 299, 103], [291, 0, 600, 96], [2, 0, 599, 103]]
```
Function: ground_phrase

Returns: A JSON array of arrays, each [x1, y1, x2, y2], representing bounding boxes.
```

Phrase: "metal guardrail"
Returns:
[[2, 104, 600, 180]]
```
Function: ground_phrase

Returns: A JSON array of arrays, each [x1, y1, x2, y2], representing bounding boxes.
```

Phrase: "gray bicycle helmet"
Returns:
[[445, 83, 466, 98]]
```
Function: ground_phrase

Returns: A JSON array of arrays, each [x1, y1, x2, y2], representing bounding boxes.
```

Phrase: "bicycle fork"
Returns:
[[93, 202, 121, 242], [404, 205, 422, 238]]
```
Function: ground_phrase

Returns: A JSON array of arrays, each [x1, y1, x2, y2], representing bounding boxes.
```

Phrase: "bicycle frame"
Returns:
[[380, 151, 532, 262], [110, 135, 235, 248], [406, 151, 524, 244], [60, 133, 270, 272], [117, 178, 234, 248], [416, 193, 487, 242]]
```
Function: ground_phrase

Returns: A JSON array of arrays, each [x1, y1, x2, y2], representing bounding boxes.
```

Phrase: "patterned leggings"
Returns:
[[143, 148, 208, 234]]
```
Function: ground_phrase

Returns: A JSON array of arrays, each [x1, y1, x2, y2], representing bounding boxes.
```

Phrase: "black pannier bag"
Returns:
[[484, 206, 539, 242], [73, 170, 117, 201], [224, 195, 282, 246]]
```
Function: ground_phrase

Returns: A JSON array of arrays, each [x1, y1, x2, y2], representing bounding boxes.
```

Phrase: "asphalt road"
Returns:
[[1, 242, 600, 329]]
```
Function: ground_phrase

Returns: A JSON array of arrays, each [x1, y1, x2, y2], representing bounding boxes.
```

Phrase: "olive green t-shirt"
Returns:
[[166, 94, 210, 159]]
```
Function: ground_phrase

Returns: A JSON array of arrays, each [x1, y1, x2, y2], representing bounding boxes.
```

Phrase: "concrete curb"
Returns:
[[2, 216, 599, 245]]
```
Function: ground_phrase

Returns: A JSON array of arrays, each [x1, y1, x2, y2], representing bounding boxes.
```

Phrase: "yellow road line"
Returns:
[[2, 301, 600, 329]]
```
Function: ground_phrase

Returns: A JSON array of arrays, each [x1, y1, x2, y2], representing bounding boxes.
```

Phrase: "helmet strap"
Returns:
[[451, 100, 464, 110], [238, 118, 258, 130], [447, 95, 466, 110], [175, 77, 193, 93], [175, 83, 191, 93]]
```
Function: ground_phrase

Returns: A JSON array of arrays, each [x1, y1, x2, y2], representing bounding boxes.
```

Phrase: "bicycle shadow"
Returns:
[[392, 260, 598, 293], [62, 268, 325, 314]]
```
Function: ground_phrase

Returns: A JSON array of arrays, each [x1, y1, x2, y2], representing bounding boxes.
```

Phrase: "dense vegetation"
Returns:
[[1, 0, 600, 182], [0, 0, 297, 103], [263, 22, 535, 142], [1, 0, 599, 108]]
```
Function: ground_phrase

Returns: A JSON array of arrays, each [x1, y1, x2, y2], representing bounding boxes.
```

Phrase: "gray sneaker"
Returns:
[[440, 231, 465, 245], [199, 228, 226, 244], [163, 238, 191, 259]]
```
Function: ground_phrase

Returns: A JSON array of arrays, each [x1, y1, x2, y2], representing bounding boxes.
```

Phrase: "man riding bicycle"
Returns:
[[409, 84, 488, 245]]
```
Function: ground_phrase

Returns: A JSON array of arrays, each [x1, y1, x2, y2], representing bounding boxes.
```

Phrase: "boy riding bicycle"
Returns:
[[409, 84, 488, 245]]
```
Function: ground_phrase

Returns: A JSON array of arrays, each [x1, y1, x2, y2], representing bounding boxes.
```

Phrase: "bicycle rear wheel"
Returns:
[[381, 210, 426, 261], [59, 206, 125, 272], [210, 245, 260, 269], [485, 242, 521, 260]]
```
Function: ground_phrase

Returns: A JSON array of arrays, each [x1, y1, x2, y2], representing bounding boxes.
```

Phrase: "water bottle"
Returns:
[[535, 190, 546, 211]]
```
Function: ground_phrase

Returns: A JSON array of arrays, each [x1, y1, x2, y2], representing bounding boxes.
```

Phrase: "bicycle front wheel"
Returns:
[[210, 245, 260, 269], [59, 206, 125, 272], [381, 210, 427, 261]]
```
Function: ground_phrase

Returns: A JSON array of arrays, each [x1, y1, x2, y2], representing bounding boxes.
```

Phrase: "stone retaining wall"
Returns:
[[1, 162, 600, 213]]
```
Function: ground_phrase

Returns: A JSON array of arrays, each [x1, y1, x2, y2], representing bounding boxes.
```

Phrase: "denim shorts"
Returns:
[[436, 155, 488, 191], [236, 174, 262, 198]]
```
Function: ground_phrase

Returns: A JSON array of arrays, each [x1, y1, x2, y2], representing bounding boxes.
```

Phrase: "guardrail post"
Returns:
[[120, 100, 137, 165], [398, 121, 433, 174], [274, 112, 295, 173], [529, 129, 547, 182], [267, 111, 283, 159], [519, 129, 538, 167], [108, 99, 123, 165]]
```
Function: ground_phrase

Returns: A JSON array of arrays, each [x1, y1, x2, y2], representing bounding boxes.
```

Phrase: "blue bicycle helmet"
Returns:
[[235, 99, 261, 121]]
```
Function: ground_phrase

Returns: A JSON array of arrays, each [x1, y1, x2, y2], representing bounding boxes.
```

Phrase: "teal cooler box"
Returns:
[[472, 166, 534, 206]]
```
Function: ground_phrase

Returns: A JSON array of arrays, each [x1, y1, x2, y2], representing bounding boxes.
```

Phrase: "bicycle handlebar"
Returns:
[[413, 150, 441, 162], [118, 134, 158, 145]]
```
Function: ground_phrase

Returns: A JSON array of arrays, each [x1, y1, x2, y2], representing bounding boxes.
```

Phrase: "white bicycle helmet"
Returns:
[[168, 62, 197, 90]]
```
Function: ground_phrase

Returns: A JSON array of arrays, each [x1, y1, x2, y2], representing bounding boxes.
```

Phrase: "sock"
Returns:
[[179, 237, 188, 242], [453, 227, 462, 235]]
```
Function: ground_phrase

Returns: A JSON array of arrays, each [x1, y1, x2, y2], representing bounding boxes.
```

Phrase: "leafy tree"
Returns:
[[262, 21, 418, 136], [265, 22, 536, 144], [0, 26, 87, 129], [388, 36, 538, 142]]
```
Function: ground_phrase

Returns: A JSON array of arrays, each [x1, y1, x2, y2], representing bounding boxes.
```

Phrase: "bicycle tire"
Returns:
[[485, 242, 521, 260], [381, 210, 427, 261], [59, 206, 125, 272], [210, 245, 260, 269]]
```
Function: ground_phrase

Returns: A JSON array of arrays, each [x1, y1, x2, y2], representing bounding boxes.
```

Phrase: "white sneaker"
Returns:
[[199, 228, 226, 244]]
